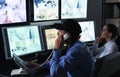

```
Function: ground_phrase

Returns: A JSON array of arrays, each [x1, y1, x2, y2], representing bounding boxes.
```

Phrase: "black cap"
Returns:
[[52, 19, 82, 36]]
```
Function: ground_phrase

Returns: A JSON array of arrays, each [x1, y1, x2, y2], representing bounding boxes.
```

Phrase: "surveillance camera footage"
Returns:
[[0, 0, 27, 24]]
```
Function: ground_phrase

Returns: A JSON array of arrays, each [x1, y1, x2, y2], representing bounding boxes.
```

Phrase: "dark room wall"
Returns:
[[87, 0, 103, 37]]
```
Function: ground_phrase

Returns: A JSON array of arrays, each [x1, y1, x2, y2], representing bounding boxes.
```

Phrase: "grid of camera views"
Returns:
[[6, 26, 42, 58], [78, 21, 95, 42], [44, 28, 58, 50], [34, 0, 58, 21], [0, 0, 27, 24], [61, 0, 87, 19]]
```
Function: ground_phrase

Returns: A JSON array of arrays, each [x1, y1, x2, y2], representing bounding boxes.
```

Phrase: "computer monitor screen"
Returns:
[[2, 25, 44, 59], [78, 21, 95, 42], [0, 0, 28, 25], [61, 0, 87, 19], [44, 28, 58, 50], [33, 0, 59, 21]]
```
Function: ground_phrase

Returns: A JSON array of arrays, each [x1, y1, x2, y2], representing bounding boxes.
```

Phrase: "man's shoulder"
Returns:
[[75, 41, 86, 47], [69, 41, 87, 51]]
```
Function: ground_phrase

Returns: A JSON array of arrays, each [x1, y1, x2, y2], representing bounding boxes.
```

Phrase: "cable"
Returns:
[[38, 48, 55, 67]]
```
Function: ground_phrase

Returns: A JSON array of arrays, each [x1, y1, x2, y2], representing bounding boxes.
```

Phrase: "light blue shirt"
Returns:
[[92, 39, 119, 58], [99, 40, 118, 58]]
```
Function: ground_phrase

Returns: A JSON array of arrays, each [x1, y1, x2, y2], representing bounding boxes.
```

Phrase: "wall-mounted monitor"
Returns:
[[78, 21, 96, 42], [61, 0, 87, 19], [33, 0, 59, 21], [42, 27, 58, 50], [2, 25, 44, 59], [0, 0, 29, 25]]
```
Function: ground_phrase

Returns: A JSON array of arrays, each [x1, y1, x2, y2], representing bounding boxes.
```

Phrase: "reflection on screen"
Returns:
[[78, 21, 95, 42], [61, 0, 87, 19], [6, 26, 42, 58], [45, 28, 58, 50], [34, 0, 58, 21]]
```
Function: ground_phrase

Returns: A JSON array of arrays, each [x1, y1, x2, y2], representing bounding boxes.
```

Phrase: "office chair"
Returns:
[[92, 52, 120, 77]]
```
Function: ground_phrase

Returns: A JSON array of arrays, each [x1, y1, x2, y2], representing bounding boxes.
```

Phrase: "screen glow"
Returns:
[[2, 26, 43, 59], [61, 0, 87, 19], [34, 0, 58, 21], [44, 28, 58, 50], [0, 0, 27, 24], [78, 21, 95, 42]]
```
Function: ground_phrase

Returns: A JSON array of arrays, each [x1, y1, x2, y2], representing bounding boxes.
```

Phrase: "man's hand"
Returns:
[[96, 36, 105, 43], [55, 33, 64, 51], [26, 61, 40, 69]]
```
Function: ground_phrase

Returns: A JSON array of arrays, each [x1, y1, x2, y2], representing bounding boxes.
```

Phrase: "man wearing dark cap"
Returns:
[[47, 19, 94, 77], [27, 19, 94, 77]]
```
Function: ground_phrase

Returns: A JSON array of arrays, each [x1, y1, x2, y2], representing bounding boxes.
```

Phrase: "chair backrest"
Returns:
[[92, 52, 120, 77]]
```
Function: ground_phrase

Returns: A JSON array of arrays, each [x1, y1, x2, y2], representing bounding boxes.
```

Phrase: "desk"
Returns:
[[11, 68, 49, 77]]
